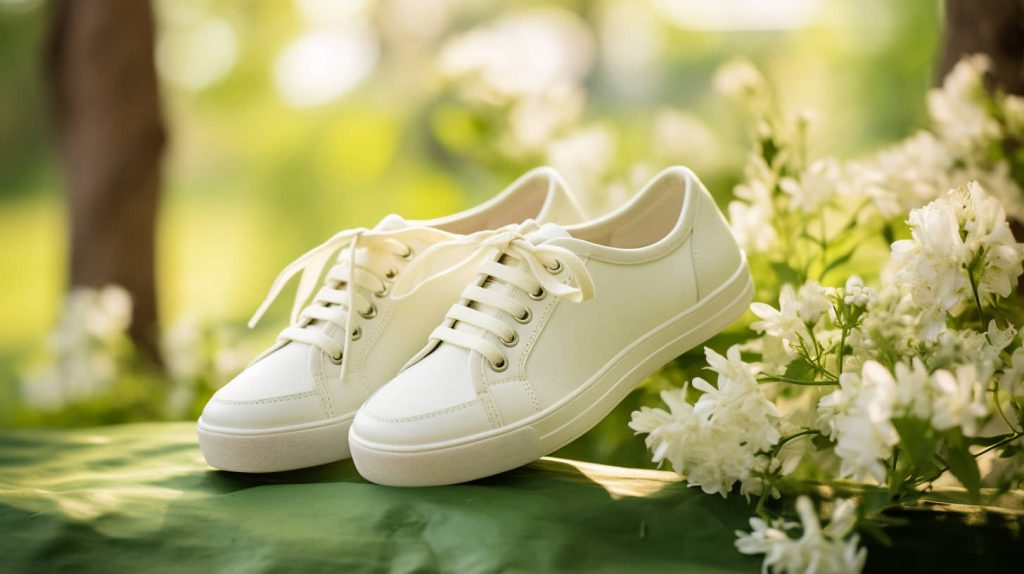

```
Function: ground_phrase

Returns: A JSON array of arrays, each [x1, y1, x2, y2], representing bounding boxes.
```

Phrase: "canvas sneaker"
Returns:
[[198, 168, 587, 472], [349, 166, 754, 486]]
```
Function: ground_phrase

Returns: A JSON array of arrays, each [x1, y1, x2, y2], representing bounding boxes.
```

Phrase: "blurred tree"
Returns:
[[940, 0, 1024, 94], [46, 0, 165, 364]]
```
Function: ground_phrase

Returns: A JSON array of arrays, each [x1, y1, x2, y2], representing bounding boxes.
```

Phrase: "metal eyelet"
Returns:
[[329, 352, 343, 365], [500, 331, 519, 347], [375, 284, 389, 298], [352, 326, 362, 341], [545, 260, 563, 274], [528, 286, 546, 300], [359, 305, 377, 319], [401, 245, 414, 260], [385, 268, 398, 280], [489, 357, 509, 372], [514, 308, 532, 324]]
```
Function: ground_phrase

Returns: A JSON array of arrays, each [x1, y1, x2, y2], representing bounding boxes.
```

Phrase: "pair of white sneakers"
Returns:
[[197, 166, 753, 486]]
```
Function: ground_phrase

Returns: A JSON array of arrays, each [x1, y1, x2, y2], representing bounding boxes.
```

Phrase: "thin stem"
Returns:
[[991, 381, 1020, 434], [758, 374, 840, 387], [914, 431, 1024, 486], [967, 259, 987, 325]]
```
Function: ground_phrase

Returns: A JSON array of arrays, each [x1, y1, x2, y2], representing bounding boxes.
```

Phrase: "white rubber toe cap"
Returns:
[[199, 343, 326, 432], [352, 397, 493, 448], [351, 353, 491, 448]]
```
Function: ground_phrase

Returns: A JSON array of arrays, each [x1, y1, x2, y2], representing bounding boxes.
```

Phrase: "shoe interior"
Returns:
[[426, 174, 555, 235], [568, 169, 688, 249]]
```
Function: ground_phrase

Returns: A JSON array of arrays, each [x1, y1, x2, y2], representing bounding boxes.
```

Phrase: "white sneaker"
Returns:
[[198, 169, 586, 472], [349, 166, 754, 486]]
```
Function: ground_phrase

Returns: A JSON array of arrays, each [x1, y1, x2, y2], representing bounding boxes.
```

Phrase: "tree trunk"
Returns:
[[939, 0, 1024, 94], [46, 0, 166, 364]]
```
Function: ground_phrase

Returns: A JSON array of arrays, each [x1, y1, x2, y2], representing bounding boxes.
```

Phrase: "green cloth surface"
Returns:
[[3, 423, 1024, 573], [0, 422, 759, 573]]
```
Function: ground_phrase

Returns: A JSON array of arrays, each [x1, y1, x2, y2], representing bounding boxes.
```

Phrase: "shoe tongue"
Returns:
[[523, 222, 571, 244], [374, 213, 409, 232]]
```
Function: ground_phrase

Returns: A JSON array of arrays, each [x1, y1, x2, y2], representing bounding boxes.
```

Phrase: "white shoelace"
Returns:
[[249, 227, 432, 361], [392, 224, 595, 371]]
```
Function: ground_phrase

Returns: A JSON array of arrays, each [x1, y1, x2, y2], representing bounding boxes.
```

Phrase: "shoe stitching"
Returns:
[[363, 399, 480, 423], [212, 390, 319, 406], [313, 357, 336, 418], [574, 230, 689, 265], [690, 194, 704, 299], [486, 377, 542, 412]]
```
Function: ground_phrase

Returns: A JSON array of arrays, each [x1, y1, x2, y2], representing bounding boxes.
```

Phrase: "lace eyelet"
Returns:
[[360, 305, 377, 319], [329, 352, 343, 365], [528, 286, 546, 300], [385, 268, 398, 280], [500, 331, 519, 347], [375, 284, 389, 298], [401, 245, 414, 260], [545, 260, 563, 274], [514, 308, 532, 324], [489, 357, 509, 372], [352, 326, 362, 341]]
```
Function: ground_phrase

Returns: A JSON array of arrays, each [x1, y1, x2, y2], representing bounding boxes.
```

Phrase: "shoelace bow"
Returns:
[[249, 227, 427, 361], [391, 222, 595, 371]]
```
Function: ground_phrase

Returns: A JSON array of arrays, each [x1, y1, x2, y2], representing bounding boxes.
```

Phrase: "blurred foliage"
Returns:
[[0, 0, 942, 466]]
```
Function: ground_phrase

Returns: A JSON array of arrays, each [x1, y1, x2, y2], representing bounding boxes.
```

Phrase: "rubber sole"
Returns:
[[349, 258, 755, 486], [197, 414, 353, 473]]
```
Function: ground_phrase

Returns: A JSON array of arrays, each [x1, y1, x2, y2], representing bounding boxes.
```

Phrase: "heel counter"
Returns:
[[689, 182, 742, 300]]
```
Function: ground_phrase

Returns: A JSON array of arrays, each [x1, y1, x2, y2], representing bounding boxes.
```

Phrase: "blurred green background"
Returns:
[[0, 0, 942, 465]]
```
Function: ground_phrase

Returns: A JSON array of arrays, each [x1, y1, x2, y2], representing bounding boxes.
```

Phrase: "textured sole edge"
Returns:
[[350, 257, 755, 486], [197, 415, 353, 473]]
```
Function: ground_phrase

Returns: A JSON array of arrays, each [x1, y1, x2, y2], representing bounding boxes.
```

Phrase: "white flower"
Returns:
[[1003, 94, 1024, 139], [20, 285, 133, 411], [545, 124, 615, 194], [852, 131, 953, 218], [780, 158, 843, 214], [892, 358, 933, 420], [729, 200, 778, 253], [735, 496, 867, 574], [930, 363, 989, 437], [1001, 345, 1024, 397], [927, 54, 1000, 157], [932, 321, 1014, 383], [951, 160, 1024, 223], [713, 57, 769, 109], [890, 194, 968, 337], [630, 345, 784, 498], [817, 372, 860, 441], [889, 182, 1022, 338], [952, 182, 1024, 299], [705, 345, 757, 384], [437, 9, 594, 102], [842, 276, 873, 308], [829, 361, 899, 483], [751, 281, 833, 349]]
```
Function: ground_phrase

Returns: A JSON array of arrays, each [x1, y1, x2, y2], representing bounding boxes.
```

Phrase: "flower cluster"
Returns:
[[19, 286, 249, 423], [891, 182, 1024, 339], [735, 497, 866, 574], [20, 285, 132, 411], [630, 346, 783, 498], [633, 55, 1024, 573]]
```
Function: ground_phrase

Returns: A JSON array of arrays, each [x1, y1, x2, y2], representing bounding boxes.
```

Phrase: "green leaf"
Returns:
[[770, 261, 802, 286], [812, 434, 833, 451], [945, 430, 982, 501], [783, 357, 817, 382], [882, 222, 896, 246], [820, 247, 857, 279], [892, 417, 935, 473], [857, 519, 894, 548]]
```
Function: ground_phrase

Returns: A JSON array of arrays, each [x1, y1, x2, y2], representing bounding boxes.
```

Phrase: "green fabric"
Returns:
[[0, 422, 759, 573]]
